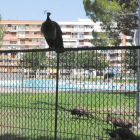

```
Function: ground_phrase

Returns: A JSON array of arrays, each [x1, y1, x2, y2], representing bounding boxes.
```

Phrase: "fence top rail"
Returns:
[[0, 46, 139, 53]]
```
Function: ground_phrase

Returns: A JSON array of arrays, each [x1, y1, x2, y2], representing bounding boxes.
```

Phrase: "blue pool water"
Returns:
[[0, 79, 137, 90]]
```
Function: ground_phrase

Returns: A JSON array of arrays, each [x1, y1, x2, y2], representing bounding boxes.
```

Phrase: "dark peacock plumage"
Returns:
[[71, 106, 94, 118], [106, 128, 138, 140], [41, 12, 64, 53]]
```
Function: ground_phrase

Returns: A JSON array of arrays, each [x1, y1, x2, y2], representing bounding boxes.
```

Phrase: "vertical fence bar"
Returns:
[[137, 0, 140, 129], [55, 52, 59, 140], [22, 63, 23, 88], [137, 48, 140, 128]]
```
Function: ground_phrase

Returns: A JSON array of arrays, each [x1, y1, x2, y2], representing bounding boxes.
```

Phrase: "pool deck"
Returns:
[[0, 86, 137, 93], [0, 79, 137, 93]]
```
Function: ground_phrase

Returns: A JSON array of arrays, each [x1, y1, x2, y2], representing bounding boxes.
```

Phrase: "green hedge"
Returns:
[[115, 73, 137, 79]]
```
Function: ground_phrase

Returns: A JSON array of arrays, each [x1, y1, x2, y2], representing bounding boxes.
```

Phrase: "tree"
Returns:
[[20, 51, 47, 71], [0, 14, 6, 47], [123, 48, 138, 72], [46, 50, 79, 69], [77, 50, 109, 70], [46, 49, 109, 70], [83, 0, 138, 46]]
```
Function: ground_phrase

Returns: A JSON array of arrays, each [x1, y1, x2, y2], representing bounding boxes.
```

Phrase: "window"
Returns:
[[29, 32, 34, 35], [61, 25, 66, 28], [20, 25, 25, 30], [29, 25, 33, 28], [33, 25, 37, 28], [71, 33, 77, 38], [12, 25, 17, 30], [19, 32, 25, 37], [29, 46, 33, 49], [11, 32, 16, 37], [79, 25, 84, 28], [4, 59, 8, 62], [4, 46, 8, 49], [89, 25, 93, 29], [20, 39, 25, 41], [19, 32, 25, 35], [63, 33, 66, 35], [41, 39, 45, 44], [32, 39, 38, 42], [20, 46, 25, 50], [4, 25, 8, 28], [10, 41, 17, 44], [79, 33, 84, 38], [72, 25, 78, 28]]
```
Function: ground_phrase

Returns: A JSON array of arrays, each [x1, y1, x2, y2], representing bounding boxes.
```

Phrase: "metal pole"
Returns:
[[39, 36, 40, 78], [136, 0, 140, 129], [55, 52, 59, 140], [22, 63, 23, 88]]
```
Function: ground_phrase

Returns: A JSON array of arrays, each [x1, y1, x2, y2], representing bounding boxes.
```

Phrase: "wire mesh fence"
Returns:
[[0, 46, 140, 140]]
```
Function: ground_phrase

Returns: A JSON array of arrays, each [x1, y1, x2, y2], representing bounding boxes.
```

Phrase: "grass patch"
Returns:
[[0, 91, 139, 140]]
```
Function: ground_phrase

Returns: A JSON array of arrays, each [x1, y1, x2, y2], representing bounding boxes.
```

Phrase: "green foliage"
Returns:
[[46, 50, 78, 69], [77, 50, 109, 70], [0, 15, 7, 48], [46, 49, 109, 70], [83, 0, 138, 46], [90, 31, 110, 46], [20, 51, 47, 71], [123, 49, 138, 72]]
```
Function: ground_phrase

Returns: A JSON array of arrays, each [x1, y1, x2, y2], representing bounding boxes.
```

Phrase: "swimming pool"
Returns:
[[0, 79, 137, 91]]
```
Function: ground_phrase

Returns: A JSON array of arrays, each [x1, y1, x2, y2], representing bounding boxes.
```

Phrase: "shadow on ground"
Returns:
[[0, 133, 139, 140], [0, 133, 93, 140]]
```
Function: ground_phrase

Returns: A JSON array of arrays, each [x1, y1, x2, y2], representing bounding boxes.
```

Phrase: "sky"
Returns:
[[0, 0, 89, 21]]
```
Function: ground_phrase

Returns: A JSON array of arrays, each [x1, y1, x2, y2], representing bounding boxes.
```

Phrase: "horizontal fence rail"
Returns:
[[0, 47, 139, 140]]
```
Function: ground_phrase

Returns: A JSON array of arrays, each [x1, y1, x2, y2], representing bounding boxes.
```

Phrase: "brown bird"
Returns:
[[106, 128, 138, 140], [71, 106, 94, 118], [107, 113, 132, 128]]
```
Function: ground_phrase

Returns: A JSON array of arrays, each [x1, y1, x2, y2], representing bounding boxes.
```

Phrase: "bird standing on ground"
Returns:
[[106, 128, 138, 140], [41, 11, 64, 53], [71, 106, 94, 118], [107, 112, 132, 129]]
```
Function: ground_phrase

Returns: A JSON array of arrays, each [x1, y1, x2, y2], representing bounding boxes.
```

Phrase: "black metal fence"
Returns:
[[0, 46, 140, 140]]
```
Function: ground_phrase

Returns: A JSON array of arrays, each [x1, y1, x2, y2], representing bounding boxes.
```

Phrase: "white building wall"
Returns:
[[1, 19, 126, 68]]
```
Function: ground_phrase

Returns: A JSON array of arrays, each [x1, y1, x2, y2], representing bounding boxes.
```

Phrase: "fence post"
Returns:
[[136, 0, 140, 129], [136, 49, 140, 129], [55, 52, 59, 140]]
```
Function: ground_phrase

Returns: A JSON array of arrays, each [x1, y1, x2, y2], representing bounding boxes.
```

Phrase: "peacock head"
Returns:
[[44, 10, 51, 19], [47, 12, 51, 17]]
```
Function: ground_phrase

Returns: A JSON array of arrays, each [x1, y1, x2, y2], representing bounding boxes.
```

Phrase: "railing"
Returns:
[[18, 34, 25, 37], [25, 27, 40, 31], [0, 46, 139, 140], [20, 41, 25, 44], [71, 35, 77, 38], [79, 42, 84, 45], [78, 35, 84, 38], [71, 28, 85, 32]]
